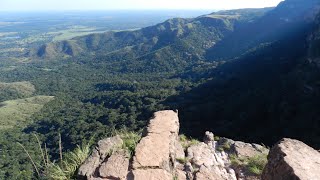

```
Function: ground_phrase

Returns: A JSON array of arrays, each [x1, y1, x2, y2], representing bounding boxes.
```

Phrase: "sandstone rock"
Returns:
[[185, 162, 194, 180], [129, 169, 173, 180], [231, 141, 269, 158], [175, 170, 187, 180], [175, 140, 185, 160], [203, 131, 214, 144], [175, 162, 185, 172], [78, 135, 123, 178], [132, 110, 179, 169], [170, 129, 180, 169], [215, 150, 229, 166], [204, 131, 215, 150], [185, 162, 193, 172], [81, 110, 291, 180], [262, 138, 320, 180], [227, 168, 237, 180], [218, 138, 235, 147], [187, 142, 219, 168], [89, 177, 114, 180], [99, 150, 129, 179], [87, 177, 106, 180], [98, 135, 123, 160], [195, 165, 237, 180], [78, 149, 101, 178]]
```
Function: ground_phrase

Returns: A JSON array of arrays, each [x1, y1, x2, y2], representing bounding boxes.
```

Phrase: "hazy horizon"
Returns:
[[0, 0, 283, 11]]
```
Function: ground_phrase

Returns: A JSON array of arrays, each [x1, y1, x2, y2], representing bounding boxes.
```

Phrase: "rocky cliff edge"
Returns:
[[77, 110, 320, 180]]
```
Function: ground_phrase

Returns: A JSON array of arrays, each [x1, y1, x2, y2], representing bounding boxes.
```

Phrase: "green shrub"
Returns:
[[229, 154, 242, 166], [248, 166, 262, 175], [247, 154, 268, 175], [217, 147, 224, 152], [189, 138, 200, 146], [229, 153, 268, 176], [20, 134, 91, 180], [179, 134, 188, 143], [176, 157, 188, 164], [119, 131, 141, 157], [217, 141, 231, 152], [43, 143, 91, 180], [179, 134, 200, 149]]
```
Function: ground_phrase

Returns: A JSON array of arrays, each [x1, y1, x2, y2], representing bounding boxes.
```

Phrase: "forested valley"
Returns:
[[1, 0, 320, 179]]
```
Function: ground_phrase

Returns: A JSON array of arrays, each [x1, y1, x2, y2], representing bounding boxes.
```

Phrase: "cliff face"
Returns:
[[77, 110, 320, 180]]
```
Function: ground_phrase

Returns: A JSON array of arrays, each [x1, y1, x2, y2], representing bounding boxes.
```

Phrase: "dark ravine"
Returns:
[[78, 110, 320, 180]]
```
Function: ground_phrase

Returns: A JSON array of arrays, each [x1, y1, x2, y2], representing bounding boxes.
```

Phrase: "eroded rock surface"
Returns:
[[99, 150, 129, 179], [231, 141, 269, 158], [195, 165, 237, 180], [129, 169, 173, 180], [262, 138, 320, 180], [132, 110, 179, 170], [78, 135, 123, 179]]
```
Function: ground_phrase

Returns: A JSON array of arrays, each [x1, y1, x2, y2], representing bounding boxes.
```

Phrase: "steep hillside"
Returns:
[[308, 13, 320, 65], [166, 2, 320, 148], [205, 0, 320, 60], [30, 9, 270, 73]]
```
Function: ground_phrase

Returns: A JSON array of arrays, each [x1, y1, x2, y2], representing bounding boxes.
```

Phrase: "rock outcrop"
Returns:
[[262, 138, 320, 180], [78, 110, 181, 180], [231, 141, 269, 159], [78, 110, 320, 180], [99, 150, 129, 179], [132, 110, 179, 172], [78, 135, 123, 179]]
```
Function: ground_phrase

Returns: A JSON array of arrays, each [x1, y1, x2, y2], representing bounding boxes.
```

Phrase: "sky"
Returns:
[[0, 0, 284, 11]]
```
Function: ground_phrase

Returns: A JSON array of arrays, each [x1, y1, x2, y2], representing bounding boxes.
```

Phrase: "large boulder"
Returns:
[[262, 138, 320, 180], [78, 135, 123, 179], [231, 141, 269, 158], [187, 142, 221, 168], [186, 140, 237, 180], [99, 150, 129, 179]]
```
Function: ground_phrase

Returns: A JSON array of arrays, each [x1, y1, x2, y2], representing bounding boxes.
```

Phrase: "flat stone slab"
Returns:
[[132, 110, 179, 169], [130, 169, 173, 180]]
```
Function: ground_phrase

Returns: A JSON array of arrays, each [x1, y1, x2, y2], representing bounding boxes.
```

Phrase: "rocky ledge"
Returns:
[[78, 110, 320, 180]]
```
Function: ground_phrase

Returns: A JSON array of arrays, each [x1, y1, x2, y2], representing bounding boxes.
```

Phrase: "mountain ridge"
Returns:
[[29, 8, 271, 65]]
